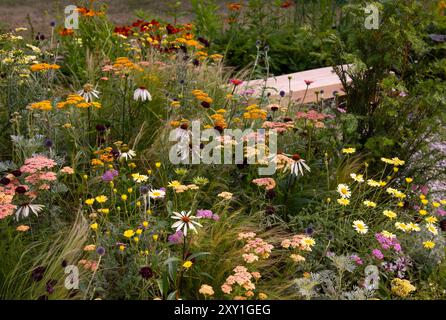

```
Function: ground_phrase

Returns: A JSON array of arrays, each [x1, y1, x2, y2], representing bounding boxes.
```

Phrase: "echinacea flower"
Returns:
[[77, 83, 99, 102], [289, 154, 311, 177], [133, 87, 152, 102], [15, 204, 45, 220], [171, 210, 202, 237], [119, 149, 136, 162], [352, 220, 368, 234]]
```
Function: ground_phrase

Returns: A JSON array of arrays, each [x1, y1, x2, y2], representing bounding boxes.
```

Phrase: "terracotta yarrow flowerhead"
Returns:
[[171, 210, 202, 237], [134, 87, 152, 102], [77, 83, 100, 102]]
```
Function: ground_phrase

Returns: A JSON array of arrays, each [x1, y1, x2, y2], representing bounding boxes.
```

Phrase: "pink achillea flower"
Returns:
[[242, 253, 259, 263], [296, 110, 335, 121], [221, 266, 258, 296], [375, 233, 401, 252], [238, 232, 256, 240], [60, 166, 74, 174], [252, 178, 276, 190], [20, 155, 57, 174], [262, 121, 294, 133], [243, 237, 274, 259]]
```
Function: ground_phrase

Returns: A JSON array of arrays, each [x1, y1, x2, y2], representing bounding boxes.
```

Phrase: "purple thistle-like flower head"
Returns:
[[102, 169, 118, 182], [168, 230, 184, 244]]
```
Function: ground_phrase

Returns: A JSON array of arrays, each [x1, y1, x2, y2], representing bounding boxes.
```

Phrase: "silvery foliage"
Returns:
[[294, 254, 377, 300]]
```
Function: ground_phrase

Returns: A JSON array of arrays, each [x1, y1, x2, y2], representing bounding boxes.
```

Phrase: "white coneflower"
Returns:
[[15, 204, 45, 220], [77, 83, 100, 102], [171, 210, 202, 237], [119, 149, 136, 162], [289, 154, 310, 177], [133, 87, 152, 102]]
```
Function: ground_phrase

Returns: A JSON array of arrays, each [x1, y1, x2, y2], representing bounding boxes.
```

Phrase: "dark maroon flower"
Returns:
[[32, 266, 46, 282], [198, 37, 210, 47], [15, 186, 27, 194], [214, 126, 224, 134], [139, 266, 154, 279], [440, 219, 446, 232], [0, 177, 11, 185], [11, 170, 22, 177], [201, 101, 210, 108]]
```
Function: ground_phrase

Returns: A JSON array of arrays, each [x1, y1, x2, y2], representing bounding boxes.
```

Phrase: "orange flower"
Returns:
[[16, 225, 30, 232], [227, 3, 242, 11], [30, 63, 61, 72], [59, 28, 74, 36]]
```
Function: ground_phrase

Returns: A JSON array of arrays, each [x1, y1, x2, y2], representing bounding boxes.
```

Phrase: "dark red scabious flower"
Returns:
[[180, 123, 189, 130], [304, 80, 314, 86], [230, 79, 243, 86], [139, 266, 154, 279]]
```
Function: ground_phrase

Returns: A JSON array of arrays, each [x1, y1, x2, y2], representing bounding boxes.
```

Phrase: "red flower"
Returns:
[[230, 79, 243, 86], [304, 80, 314, 86]]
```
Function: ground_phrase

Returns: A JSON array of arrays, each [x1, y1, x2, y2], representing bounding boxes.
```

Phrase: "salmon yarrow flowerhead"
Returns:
[[199, 284, 215, 297], [337, 184, 351, 198], [218, 192, 233, 200], [171, 210, 202, 237], [352, 220, 368, 234]]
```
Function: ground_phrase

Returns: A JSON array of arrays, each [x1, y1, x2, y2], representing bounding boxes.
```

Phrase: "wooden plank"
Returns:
[[243, 65, 351, 103]]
